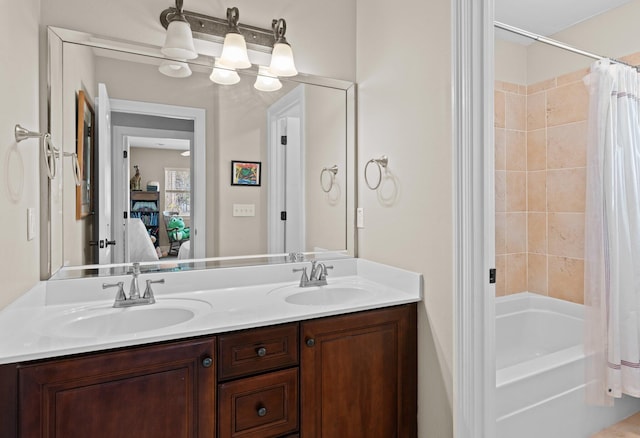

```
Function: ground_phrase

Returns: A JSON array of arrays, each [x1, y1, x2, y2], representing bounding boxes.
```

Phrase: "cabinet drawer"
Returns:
[[218, 323, 298, 380], [218, 368, 298, 438]]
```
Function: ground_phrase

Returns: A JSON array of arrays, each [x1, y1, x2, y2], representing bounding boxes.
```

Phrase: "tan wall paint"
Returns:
[[0, 0, 41, 308], [356, 0, 453, 435], [495, 38, 528, 84], [527, 0, 640, 84]]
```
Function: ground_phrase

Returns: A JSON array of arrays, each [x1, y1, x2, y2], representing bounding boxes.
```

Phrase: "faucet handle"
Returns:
[[143, 279, 164, 303], [318, 264, 334, 281], [103, 281, 126, 302], [293, 267, 309, 286]]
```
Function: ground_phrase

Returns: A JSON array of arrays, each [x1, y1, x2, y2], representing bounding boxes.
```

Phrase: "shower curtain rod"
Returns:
[[494, 21, 638, 69]]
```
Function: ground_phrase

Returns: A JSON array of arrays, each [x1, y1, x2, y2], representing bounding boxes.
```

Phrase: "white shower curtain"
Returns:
[[585, 59, 640, 405]]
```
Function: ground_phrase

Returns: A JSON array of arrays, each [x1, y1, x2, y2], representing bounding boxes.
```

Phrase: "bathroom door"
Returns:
[[95, 83, 113, 264]]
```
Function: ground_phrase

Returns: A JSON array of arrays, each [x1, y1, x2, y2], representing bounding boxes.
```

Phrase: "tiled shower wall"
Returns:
[[494, 69, 589, 304]]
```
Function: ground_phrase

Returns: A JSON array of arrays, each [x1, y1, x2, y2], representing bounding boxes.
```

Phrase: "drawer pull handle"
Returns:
[[256, 347, 267, 357], [306, 338, 315, 347], [202, 357, 213, 368], [257, 407, 267, 417]]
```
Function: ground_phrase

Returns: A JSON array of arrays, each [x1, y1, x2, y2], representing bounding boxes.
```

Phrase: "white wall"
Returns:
[[495, 38, 528, 84], [356, 0, 454, 436], [0, 0, 41, 308]]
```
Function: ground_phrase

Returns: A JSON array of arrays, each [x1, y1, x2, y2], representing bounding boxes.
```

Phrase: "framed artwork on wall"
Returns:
[[231, 160, 261, 186], [76, 90, 95, 219]]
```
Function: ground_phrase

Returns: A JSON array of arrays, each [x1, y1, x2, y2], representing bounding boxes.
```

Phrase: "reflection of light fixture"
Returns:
[[254, 66, 282, 92], [219, 7, 251, 69], [161, 0, 198, 60], [180, 150, 190, 157], [158, 59, 192, 78], [159, 4, 299, 81], [210, 58, 241, 85], [269, 19, 297, 77]]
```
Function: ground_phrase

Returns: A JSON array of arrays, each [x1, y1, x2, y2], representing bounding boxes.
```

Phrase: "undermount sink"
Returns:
[[284, 285, 372, 306], [39, 298, 212, 339]]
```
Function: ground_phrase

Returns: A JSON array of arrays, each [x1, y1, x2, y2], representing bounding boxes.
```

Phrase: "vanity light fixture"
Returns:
[[159, 2, 298, 88], [161, 0, 198, 60], [210, 58, 241, 85], [219, 7, 251, 69], [254, 66, 282, 92], [158, 59, 192, 78], [269, 19, 298, 77]]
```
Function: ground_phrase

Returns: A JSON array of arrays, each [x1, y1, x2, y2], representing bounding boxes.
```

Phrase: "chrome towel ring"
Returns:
[[364, 155, 388, 190], [320, 165, 338, 193]]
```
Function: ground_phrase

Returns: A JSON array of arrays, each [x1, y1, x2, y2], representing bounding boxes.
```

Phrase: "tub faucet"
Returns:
[[129, 262, 141, 299]]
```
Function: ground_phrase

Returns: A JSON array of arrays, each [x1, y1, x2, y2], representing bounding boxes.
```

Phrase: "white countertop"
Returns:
[[0, 258, 422, 365]]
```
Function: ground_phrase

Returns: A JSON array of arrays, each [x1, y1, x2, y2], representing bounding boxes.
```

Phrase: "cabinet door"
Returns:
[[300, 304, 417, 438], [19, 338, 215, 438]]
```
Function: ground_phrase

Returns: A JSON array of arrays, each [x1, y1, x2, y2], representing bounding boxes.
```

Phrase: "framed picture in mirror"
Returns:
[[76, 90, 95, 219], [231, 161, 261, 186]]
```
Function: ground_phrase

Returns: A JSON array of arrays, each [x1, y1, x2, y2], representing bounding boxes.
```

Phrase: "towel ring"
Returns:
[[320, 165, 338, 193], [15, 124, 59, 180], [62, 151, 82, 186], [364, 155, 388, 190]]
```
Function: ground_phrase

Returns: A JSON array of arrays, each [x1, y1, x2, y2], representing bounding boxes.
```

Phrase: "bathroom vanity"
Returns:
[[0, 258, 421, 438]]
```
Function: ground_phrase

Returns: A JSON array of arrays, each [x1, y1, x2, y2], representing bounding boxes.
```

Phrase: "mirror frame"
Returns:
[[42, 26, 357, 280]]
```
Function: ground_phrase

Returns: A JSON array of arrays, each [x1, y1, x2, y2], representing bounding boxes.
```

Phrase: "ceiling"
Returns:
[[495, 0, 633, 44], [128, 136, 190, 151]]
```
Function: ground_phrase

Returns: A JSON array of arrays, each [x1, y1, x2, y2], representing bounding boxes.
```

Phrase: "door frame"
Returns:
[[109, 99, 206, 260], [452, 0, 495, 436], [266, 85, 306, 253]]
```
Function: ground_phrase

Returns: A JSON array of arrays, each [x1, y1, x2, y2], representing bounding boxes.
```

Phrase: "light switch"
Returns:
[[233, 204, 255, 217], [356, 207, 364, 228], [27, 208, 35, 241]]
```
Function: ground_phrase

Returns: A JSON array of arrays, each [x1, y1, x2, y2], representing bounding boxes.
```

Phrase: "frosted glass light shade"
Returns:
[[210, 59, 240, 85], [158, 60, 192, 78], [254, 66, 282, 92], [220, 32, 251, 69], [269, 42, 297, 77], [162, 20, 197, 60]]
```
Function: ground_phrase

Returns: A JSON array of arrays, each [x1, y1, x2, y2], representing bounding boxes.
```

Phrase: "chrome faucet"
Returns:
[[293, 261, 334, 287], [102, 263, 164, 307]]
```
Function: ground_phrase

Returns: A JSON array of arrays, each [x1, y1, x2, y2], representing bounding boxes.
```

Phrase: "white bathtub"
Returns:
[[496, 292, 640, 438]]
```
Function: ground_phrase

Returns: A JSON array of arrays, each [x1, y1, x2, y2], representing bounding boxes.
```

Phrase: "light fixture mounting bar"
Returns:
[[160, 7, 275, 50]]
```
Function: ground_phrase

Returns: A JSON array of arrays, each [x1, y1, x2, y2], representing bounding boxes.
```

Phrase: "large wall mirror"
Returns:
[[45, 27, 355, 279]]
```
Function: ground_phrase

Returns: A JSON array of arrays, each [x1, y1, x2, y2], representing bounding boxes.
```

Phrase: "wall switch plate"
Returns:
[[233, 204, 255, 217], [356, 207, 364, 228], [27, 208, 35, 241]]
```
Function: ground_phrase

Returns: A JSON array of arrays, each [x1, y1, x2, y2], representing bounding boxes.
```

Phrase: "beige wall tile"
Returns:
[[548, 256, 584, 304], [527, 171, 546, 212], [506, 93, 526, 131], [527, 78, 556, 95], [506, 253, 527, 294], [495, 90, 505, 128], [620, 52, 640, 66], [495, 255, 506, 297], [496, 213, 506, 256], [547, 122, 587, 169], [506, 213, 527, 254], [556, 68, 589, 87], [547, 82, 589, 127], [507, 171, 527, 212], [548, 213, 585, 258], [518, 85, 527, 95], [528, 212, 547, 254], [496, 81, 519, 93], [495, 128, 506, 171], [527, 92, 546, 131], [528, 253, 548, 294], [506, 130, 526, 171], [547, 168, 586, 212], [496, 170, 506, 212], [527, 129, 546, 171]]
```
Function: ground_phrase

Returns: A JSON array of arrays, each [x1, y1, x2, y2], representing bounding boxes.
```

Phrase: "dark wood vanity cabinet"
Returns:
[[300, 304, 417, 438], [6, 303, 417, 438], [17, 338, 216, 438]]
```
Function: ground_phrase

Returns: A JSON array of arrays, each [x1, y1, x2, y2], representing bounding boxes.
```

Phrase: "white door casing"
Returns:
[[96, 83, 113, 265]]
